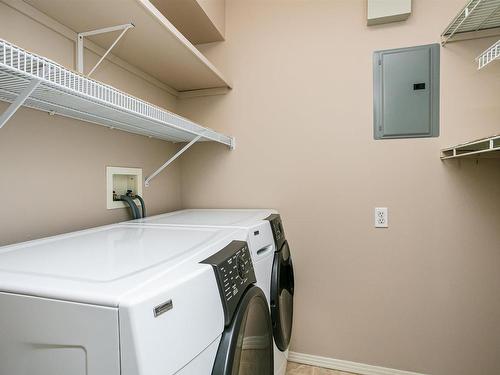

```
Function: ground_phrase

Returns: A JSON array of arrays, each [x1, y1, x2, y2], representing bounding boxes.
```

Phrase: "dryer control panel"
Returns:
[[201, 240, 256, 326], [266, 214, 286, 249]]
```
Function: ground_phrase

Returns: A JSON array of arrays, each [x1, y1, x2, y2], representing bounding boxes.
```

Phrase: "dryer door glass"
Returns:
[[212, 286, 273, 375], [271, 241, 294, 351]]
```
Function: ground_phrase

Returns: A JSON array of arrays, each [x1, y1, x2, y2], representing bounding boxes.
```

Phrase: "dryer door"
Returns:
[[212, 286, 273, 375], [271, 241, 294, 351]]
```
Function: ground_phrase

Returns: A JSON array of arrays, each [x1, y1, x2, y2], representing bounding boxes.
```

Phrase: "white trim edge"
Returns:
[[288, 352, 428, 375]]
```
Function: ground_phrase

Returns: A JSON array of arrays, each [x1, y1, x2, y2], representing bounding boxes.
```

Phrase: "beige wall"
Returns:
[[177, 1, 500, 374], [0, 2, 182, 245], [1, 1, 500, 374]]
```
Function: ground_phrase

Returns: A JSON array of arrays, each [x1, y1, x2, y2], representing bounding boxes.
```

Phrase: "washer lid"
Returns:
[[0, 224, 243, 306], [130, 209, 276, 228]]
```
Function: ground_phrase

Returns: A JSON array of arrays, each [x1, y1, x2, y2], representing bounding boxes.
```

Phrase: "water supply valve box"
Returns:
[[106, 166, 143, 210]]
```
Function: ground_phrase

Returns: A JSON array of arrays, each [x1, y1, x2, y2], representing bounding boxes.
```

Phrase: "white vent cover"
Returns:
[[367, 0, 412, 26]]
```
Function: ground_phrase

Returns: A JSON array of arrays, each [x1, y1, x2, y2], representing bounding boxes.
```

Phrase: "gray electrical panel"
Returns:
[[373, 43, 439, 140]]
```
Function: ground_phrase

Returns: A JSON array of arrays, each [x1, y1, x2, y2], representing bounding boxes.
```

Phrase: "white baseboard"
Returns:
[[288, 352, 427, 375]]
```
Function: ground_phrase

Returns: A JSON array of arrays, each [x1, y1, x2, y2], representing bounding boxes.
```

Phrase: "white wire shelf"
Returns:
[[476, 39, 500, 68], [441, 134, 500, 159], [442, 0, 500, 45], [0, 38, 234, 147]]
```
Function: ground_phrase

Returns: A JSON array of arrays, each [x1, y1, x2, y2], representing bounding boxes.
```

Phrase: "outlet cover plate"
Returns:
[[375, 207, 389, 228]]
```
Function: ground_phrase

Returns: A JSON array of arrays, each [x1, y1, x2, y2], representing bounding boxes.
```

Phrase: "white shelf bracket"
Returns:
[[0, 79, 41, 129], [77, 23, 135, 76], [145, 134, 204, 187]]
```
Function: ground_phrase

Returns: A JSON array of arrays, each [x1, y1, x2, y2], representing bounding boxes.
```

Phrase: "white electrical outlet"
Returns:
[[374, 207, 388, 228]]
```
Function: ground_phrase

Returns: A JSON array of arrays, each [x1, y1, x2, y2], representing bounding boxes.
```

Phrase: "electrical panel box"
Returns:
[[106, 167, 142, 210], [373, 43, 440, 140]]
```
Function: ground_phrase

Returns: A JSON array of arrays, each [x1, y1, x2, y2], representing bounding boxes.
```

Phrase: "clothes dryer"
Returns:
[[125, 209, 295, 375]]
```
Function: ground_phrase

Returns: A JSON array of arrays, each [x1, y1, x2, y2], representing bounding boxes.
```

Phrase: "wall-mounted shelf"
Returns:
[[150, 0, 225, 44], [441, 134, 500, 159], [441, 0, 500, 45], [0, 38, 234, 147], [23, 0, 231, 93], [476, 39, 500, 68]]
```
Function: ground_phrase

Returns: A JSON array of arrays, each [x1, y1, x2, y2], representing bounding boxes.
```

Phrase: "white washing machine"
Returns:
[[125, 209, 295, 375], [0, 224, 274, 375]]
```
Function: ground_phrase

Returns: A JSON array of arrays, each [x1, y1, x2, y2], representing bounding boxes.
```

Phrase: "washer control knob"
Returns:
[[236, 256, 246, 279]]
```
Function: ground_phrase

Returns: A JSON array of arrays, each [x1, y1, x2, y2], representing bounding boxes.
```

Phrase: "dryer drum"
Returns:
[[212, 286, 273, 375], [270, 240, 294, 352]]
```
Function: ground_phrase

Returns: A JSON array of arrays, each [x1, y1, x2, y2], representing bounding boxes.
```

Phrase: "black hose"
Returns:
[[135, 195, 146, 218], [119, 195, 141, 220]]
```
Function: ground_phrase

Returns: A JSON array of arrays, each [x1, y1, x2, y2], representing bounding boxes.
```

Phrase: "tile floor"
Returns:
[[286, 362, 356, 375]]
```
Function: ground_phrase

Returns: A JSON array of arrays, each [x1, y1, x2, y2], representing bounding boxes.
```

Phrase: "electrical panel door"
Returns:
[[373, 44, 439, 139]]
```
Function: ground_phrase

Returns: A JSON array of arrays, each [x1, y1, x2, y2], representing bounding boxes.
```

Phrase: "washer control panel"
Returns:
[[201, 240, 256, 325]]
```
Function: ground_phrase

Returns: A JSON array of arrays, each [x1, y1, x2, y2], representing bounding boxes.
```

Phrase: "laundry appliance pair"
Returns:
[[0, 210, 294, 375], [125, 209, 295, 375]]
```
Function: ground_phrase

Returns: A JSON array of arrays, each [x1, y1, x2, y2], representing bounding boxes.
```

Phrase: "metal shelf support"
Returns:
[[145, 134, 204, 187], [442, 0, 482, 45], [0, 79, 40, 129], [77, 23, 135, 76]]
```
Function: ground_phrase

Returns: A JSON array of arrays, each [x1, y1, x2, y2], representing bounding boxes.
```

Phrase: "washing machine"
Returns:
[[0, 223, 274, 375], [125, 209, 295, 375]]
